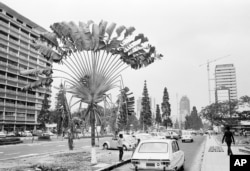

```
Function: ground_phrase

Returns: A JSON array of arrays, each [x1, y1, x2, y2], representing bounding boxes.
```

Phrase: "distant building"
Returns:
[[215, 64, 237, 102], [136, 97, 155, 119], [0, 2, 52, 132], [179, 96, 190, 128]]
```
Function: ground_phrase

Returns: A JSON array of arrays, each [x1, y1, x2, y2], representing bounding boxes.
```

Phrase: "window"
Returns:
[[10, 23, 19, 30], [9, 47, 18, 54], [8, 59, 18, 66], [6, 13, 13, 18], [0, 17, 8, 24], [29, 56, 37, 62], [26, 25, 33, 29], [21, 29, 29, 35], [138, 142, 168, 153], [17, 19, 23, 24], [0, 43, 7, 50], [0, 30, 8, 37], [9, 35, 19, 42]]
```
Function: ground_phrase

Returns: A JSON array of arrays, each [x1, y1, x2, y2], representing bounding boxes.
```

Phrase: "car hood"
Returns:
[[132, 152, 170, 160]]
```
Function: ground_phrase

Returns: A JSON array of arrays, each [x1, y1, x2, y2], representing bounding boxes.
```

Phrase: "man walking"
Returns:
[[117, 134, 124, 162], [222, 126, 235, 155]]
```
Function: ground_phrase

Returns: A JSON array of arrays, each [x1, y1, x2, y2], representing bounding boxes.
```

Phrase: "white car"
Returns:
[[103, 134, 137, 150], [181, 130, 193, 142], [150, 132, 166, 139], [134, 133, 152, 141], [0, 131, 6, 138], [23, 131, 33, 137], [131, 139, 185, 171]]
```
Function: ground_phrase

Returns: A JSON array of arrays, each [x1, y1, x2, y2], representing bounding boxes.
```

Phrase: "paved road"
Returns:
[[0, 136, 110, 160], [113, 135, 206, 171]]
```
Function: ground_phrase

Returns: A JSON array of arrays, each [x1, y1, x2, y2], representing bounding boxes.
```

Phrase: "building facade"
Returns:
[[215, 64, 237, 102], [0, 2, 51, 132], [179, 96, 190, 128]]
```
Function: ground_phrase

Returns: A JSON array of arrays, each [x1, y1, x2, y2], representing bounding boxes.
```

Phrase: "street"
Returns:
[[113, 135, 206, 171], [0, 136, 110, 160]]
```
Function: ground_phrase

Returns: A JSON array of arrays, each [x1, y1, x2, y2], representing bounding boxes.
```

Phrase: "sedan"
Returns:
[[131, 139, 185, 171], [0, 131, 6, 138], [103, 134, 137, 151]]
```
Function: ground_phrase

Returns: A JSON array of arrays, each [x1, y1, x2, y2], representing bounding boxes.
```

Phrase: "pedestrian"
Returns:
[[117, 134, 124, 162], [222, 126, 235, 156]]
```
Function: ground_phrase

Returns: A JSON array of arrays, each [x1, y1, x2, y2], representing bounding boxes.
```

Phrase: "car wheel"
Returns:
[[103, 143, 108, 150], [191, 139, 193, 142], [135, 166, 138, 171], [123, 145, 128, 151], [182, 140, 184, 143]]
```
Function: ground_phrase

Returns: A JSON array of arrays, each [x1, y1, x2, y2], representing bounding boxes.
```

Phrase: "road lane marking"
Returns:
[[18, 153, 38, 158], [5, 152, 20, 156]]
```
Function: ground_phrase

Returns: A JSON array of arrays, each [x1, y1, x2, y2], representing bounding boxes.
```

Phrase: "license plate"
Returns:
[[146, 163, 155, 167]]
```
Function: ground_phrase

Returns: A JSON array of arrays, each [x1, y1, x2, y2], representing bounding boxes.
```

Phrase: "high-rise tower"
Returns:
[[0, 2, 51, 132], [215, 64, 237, 102]]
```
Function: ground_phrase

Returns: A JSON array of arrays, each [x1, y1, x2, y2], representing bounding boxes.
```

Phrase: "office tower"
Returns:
[[0, 2, 51, 132], [215, 64, 237, 102], [179, 96, 190, 128]]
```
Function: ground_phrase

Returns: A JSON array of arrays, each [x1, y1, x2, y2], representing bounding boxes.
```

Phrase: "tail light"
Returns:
[[132, 159, 140, 165], [161, 160, 170, 166]]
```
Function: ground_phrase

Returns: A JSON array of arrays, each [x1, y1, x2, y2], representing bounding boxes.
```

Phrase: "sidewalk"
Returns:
[[201, 135, 247, 171], [92, 150, 133, 171]]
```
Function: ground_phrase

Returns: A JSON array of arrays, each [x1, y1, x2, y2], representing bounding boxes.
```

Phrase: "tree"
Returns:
[[115, 87, 135, 132], [184, 106, 203, 130], [161, 87, 171, 128], [155, 104, 162, 126], [19, 20, 162, 164], [239, 95, 250, 104], [38, 93, 51, 130], [139, 81, 152, 131], [200, 100, 238, 126]]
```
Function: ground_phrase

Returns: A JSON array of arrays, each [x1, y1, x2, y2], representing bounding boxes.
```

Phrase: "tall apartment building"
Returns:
[[179, 96, 190, 128], [0, 2, 51, 132], [215, 64, 237, 102]]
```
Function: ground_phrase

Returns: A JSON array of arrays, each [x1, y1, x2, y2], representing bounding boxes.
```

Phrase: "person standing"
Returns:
[[117, 134, 124, 162], [222, 126, 235, 155]]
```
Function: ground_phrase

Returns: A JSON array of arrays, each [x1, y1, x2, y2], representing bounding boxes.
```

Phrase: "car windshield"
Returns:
[[138, 142, 168, 153]]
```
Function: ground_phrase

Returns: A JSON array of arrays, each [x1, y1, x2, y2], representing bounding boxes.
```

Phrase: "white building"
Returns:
[[215, 64, 237, 102]]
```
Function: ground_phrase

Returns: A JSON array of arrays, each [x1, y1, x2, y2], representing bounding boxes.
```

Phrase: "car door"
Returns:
[[171, 141, 178, 168], [110, 137, 118, 149], [174, 141, 184, 168]]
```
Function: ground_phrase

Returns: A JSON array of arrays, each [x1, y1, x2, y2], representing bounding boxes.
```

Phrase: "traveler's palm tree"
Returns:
[[20, 20, 162, 164]]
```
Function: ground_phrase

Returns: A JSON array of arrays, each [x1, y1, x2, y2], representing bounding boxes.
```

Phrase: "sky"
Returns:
[[2, 0, 250, 120]]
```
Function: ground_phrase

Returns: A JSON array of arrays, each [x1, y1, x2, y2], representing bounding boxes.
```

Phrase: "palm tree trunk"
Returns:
[[90, 104, 97, 164]]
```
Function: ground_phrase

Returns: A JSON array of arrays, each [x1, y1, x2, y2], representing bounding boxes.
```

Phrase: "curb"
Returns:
[[239, 148, 250, 154], [200, 136, 208, 171], [95, 159, 131, 171]]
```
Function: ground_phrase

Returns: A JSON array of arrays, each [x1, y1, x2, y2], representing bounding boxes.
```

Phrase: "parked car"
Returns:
[[168, 131, 180, 140], [150, 132, 166, 139], [0, 131, 6, 138], [32, 130, 43, 136], [134, 133, 153, 141], [131, 139, 185, 171], [181, 130, 193, 143], [6, 132, 15, 137], [23, 131, 33, 137], [103, 134, 137, 150]]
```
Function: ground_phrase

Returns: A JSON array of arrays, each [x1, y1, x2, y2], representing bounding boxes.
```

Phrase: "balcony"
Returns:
[[16, 117, 25, 121], [0, 34, 8, 41], [0, 63, 6, 70], [5, 103, 16, 107], [26, 117, 35, 122], [4, 116, 16, 121], [16, 105, 26, 109], [0, 79, 6, 84], [9, 31, 19, 38], [17, 96, 26, 101]]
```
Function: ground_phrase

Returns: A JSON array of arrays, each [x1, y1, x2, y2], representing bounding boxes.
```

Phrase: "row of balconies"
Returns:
[[0, 116, 35, 122]]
